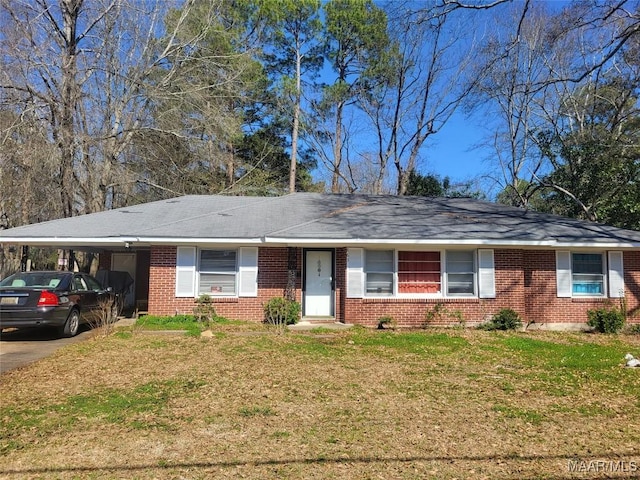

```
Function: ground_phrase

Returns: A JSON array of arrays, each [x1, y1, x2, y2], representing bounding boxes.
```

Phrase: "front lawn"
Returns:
[[1, 324, 639, 479]]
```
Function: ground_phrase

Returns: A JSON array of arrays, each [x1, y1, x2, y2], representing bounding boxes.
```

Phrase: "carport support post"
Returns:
[[20, 246, 29, 272]]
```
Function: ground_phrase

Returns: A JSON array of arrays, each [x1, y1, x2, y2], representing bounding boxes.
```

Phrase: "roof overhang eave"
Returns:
[[0, 237, 140, 247], [2, 236, 639, 250], [262, 237, 640, 249], [0, 236, 264, 247]]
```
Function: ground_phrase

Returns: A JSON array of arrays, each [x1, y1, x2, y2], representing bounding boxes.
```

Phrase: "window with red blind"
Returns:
[[398, 251, 441, 294]]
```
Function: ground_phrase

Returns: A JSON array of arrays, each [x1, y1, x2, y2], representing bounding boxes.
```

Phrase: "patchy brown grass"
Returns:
[[1, 325, 639, 480]]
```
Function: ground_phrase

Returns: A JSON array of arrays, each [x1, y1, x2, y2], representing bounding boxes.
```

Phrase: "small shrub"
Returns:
[[193, 294, 217, 328], [625, 324, 640, 335], [377, 315, 396, 330], [479, 308, 522, 331], [424, 303, 464, 328], [86, 297, 120, 337], [263, 297, 300, 332], [587, 308, 625, 334]]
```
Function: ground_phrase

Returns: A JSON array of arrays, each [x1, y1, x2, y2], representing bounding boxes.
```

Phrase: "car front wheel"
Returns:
[[61, 310, 80, 338]]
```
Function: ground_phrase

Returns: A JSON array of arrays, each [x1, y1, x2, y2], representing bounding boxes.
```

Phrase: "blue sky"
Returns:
[[425, 112, 488, 182]]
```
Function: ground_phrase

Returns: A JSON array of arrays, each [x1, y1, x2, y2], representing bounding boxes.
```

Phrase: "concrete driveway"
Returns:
[[0, 327, 93, 374]]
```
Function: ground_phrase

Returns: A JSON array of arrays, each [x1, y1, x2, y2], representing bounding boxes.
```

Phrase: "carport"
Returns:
[[1, 241, 150, 317]]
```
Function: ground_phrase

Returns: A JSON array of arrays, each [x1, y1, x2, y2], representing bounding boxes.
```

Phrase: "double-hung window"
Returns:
[[199, 249, 237, 295], [556, 250, 624, 299], [176, 246, 258, 298], [354, 249, 483, 298], [365, 250, 394, 296], [572, 253, 604, 296], [445, 250, 476, 296]]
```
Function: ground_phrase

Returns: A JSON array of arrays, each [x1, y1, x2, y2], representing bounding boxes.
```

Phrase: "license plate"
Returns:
[[0, 297, 18, 305]]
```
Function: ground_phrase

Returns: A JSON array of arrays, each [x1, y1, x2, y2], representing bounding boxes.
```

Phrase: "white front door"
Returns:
[[304, 250, 334, 317]]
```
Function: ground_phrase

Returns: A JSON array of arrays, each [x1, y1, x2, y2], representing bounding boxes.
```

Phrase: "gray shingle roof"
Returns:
[[2, 193, 639, 248]]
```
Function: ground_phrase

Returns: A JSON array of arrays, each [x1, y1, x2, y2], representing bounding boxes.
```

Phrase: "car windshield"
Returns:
[[0, 272, 68, 289]]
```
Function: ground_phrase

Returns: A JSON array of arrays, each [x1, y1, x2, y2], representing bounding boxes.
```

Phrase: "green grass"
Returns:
[[0, 379, 206, 453], [238, 406, 275, 417], [491, 404, 545, 424], [495, 335, 638, 396], [351, 331, 469, 355], [134, 314, 243, 336], [135, 314, 200, 335], [1, 327, 639, 479]]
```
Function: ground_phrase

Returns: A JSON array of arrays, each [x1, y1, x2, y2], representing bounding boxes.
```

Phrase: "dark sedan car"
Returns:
[[0, 271, 118, 337]]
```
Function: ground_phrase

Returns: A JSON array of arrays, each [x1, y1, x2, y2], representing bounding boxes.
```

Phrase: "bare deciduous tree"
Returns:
[[471, 1, 552, 207], [358, 1, 482, 195], [1, 0, 257, 219]]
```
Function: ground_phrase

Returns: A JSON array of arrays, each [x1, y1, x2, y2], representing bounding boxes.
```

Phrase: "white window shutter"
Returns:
[[346, 248, 364, 298], [608, 251, 624, 298], [478, 249, 496, 298], [175, 247, 196, 297], [556, 251, 572, 298], [238, 247, 258, 297]]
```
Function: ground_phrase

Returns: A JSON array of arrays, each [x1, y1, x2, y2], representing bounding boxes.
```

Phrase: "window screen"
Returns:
[[572, 253, 604, 295], [199, 250, 237, 295], [365, 250, 394, 296], [446, 250, 475, 295]]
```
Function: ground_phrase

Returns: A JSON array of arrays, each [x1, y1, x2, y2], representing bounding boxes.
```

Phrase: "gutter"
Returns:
[[262, 237, 640, 249], [2, 236, 639, 250]]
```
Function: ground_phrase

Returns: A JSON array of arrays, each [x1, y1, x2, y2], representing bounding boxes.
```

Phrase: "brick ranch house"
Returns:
[[1, 193, 639, 329]]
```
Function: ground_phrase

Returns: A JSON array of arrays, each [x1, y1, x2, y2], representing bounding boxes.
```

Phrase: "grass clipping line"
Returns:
[[0, 327, 639, 479]]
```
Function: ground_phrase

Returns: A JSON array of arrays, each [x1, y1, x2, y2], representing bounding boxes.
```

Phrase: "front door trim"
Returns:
[[302, 248, 335, 317]]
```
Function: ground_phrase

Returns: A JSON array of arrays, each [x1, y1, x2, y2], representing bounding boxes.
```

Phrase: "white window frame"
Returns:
[[346, 248, 364, 298], [444, 250, 477, 297], [364, 249, 395, 297], [557, 250, 624, 299], [396, 250, 443, 298], [175, 247, 258, 298], [198, 249, 238, 296], [352, 248, 489, 299], [571, 252, 606, 297]]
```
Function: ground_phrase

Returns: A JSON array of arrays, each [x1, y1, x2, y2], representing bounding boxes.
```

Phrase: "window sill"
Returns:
[[570, 296, 609, 302], [194, 296, 239, 303], [362, 297, 480, 304]]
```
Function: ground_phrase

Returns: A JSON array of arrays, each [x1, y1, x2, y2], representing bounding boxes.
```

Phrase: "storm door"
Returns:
[[303, 249, 335, 317]]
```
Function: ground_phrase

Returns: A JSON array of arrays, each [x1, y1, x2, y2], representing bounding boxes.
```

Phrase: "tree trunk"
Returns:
[[289, 47, 302, 194], [331, 101, 344, 193], [59, 0, 83, 218]]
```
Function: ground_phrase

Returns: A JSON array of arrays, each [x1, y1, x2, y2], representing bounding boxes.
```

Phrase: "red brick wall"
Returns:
[[340, 249, 640, 328], [148, 246, 177, 315], [522, 250, 612, 326], [342, 249, 527, 328], [521, 250, 640, 326], [148, 246, 301, 320], [146, 246, 640, 327]]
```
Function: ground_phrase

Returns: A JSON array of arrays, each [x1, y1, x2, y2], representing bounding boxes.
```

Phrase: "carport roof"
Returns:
[[1, 193, 640, 249]]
